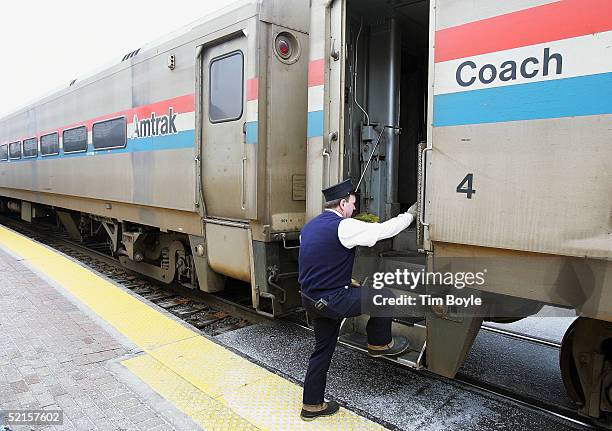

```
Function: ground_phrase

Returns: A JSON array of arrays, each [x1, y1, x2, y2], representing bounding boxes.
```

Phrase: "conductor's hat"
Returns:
[[322, 179, 354, 202]]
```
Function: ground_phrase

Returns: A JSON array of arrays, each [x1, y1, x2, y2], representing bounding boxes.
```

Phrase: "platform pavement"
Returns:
[[0, 247, 196, 431], [0, 224, 387, 431]]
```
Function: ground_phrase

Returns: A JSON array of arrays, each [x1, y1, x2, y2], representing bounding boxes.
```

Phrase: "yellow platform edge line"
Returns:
[[124, 353, 387, 431], [123, 354, 260, 430], [0, 225, 198, 350], [0, 225, 389, 431]]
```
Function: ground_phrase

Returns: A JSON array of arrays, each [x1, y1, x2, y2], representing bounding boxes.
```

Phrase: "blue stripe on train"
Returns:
[[245, 121, 258, 144], [307, 110, 324, 138], [2, 130, 196, 162], [433, 72, 612, 127]]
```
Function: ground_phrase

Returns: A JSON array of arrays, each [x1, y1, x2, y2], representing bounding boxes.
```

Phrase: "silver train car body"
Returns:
[[0, 0, 309, 314], [1, 0, 612, 423], [307, 0, 612, 422]]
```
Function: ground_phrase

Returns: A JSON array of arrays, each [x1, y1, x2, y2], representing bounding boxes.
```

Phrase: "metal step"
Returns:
[[381, 258, 425, 274], [339, 317, 427, 369], [392, 227, 418, 252], [339, 331, 425, 368]]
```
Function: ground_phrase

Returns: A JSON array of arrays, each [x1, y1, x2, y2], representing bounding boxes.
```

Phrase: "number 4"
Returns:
[[456, 173, 476, 199]]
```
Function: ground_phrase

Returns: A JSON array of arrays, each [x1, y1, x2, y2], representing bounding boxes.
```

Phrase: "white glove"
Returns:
[[406, 202, 418, 221]]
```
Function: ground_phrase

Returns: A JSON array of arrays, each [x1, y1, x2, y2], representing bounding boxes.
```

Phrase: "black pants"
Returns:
[[302, 286, 393, 405]]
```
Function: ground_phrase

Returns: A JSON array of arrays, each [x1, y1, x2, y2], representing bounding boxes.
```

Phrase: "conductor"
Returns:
[[298, 179, 417, 420]]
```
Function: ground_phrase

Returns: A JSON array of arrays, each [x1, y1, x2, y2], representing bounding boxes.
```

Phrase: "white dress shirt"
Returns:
[[325, 209, 414, 249]]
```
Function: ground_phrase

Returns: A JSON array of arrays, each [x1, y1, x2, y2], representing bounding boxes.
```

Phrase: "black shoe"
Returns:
[[368, 336, 410, 357], [300, 400, 340, 421]]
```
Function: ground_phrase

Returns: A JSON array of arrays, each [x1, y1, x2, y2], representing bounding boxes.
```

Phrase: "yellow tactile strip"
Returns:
[[123, 355, 259, 431], [0, 225, 387, 430]]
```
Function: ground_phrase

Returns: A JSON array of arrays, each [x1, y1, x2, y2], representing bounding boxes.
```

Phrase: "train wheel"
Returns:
[[559, 318, 585, 405]]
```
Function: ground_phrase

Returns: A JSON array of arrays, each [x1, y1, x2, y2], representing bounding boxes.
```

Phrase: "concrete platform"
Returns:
[[0, 250, 192, 430], [0, 225, 385, 431]]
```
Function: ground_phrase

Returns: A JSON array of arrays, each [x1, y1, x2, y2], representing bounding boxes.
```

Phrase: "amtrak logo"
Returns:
[[132, 107, 178, 138]]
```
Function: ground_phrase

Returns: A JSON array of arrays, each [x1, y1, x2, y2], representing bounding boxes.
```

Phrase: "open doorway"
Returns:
[[343, 0, 430, 221]]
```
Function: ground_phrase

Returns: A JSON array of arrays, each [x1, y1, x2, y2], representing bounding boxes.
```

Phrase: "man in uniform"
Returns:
[[298, 179, 417, 420]]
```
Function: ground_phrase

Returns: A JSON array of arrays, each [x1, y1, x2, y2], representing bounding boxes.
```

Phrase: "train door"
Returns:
[[327, 0, 346, 190], [201, 35, 253, 221]]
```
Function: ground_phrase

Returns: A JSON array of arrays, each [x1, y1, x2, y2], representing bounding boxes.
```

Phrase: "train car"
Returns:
[[306, 0, 612, 423], [1, 0, 611, 424], [0, 0, 310, 316]]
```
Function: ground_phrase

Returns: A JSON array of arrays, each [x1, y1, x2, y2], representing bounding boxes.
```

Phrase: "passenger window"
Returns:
[[0, 144, 7, 161], [23, 138, 38, 158], [9, 142, 21, 159], [62, 127, 87, 153], [41, 132, 60, 156], [209, 51, 243, 123], [92, 117, 126, 150]]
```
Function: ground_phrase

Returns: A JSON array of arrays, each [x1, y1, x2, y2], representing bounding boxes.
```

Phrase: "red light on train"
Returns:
[[275, 33, 299, 62], [278, 40, 290, 57]]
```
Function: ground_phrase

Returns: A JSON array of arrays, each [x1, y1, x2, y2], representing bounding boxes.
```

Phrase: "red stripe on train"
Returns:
[[308, 59, 325, 87], [247, 78, 259, 101], [29, 94, 196, 139], [129, 94, 195, 120], [435, 0, 612, 63]]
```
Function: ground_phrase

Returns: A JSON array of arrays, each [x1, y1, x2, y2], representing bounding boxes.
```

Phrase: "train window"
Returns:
[[62, 127, 87, 153], [92, 117, 126, 150], [209, 51, 243, 123], [41, 132, 60, 156], [9, 142, 21, 159], [0, 145, 7, 161], [23, 138, 38, 158]]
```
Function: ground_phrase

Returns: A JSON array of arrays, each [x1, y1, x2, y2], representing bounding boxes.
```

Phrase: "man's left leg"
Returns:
[[301, 315, 342, 420]]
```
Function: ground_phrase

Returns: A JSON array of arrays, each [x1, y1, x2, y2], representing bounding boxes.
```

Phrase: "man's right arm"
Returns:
[[338, 204, 416, 248]]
